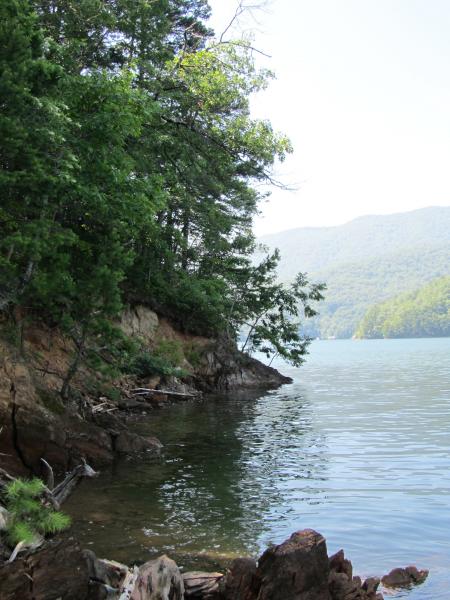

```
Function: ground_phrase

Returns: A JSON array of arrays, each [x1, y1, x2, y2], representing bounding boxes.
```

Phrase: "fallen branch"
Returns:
[[52, 459, 97, 505], [7, 541, 25, 564], [131, 388, 195, 399], [1, 459, 97, 509], [40, 458, 54, 491]]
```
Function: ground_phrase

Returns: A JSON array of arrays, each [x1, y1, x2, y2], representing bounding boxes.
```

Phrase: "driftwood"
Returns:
[[91, 397, 118, 413], [40, 458, 54, 491], [52, 459, 97, 505], [131, 387, 195, 399], [7, 541, 26, 564], [183, 571, 224, 598]]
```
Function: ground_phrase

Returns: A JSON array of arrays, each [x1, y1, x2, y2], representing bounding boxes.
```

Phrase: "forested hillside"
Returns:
[[0, 0, 324, 385], [258, 208, 450, 338], [355, 276, 450, 338]]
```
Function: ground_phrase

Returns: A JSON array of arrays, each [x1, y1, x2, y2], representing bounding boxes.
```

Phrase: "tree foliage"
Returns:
[[4, 477, 71, 546], [0, 0, 321, 384], [355, 276, 450, 339]]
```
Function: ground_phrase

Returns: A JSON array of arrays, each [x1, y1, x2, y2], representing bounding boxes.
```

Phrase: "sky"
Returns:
[[207, 0, 450, 235]]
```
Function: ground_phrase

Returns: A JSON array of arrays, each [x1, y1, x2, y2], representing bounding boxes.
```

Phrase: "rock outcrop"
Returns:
[[0, 305, 291, 478], [254, 529, 331, 600], [193, 339, 292, 392], [122, 305, 292, 392], [328, 549, 383, 600], [0, 537, 91, 600], [0, 342, 162, 477]]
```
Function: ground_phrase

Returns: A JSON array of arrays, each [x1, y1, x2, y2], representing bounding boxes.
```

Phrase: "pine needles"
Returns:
[[4, 477, 71, 546]]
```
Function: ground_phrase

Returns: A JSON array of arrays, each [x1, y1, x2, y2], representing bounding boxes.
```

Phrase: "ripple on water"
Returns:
[[64, 338, 450, 599]]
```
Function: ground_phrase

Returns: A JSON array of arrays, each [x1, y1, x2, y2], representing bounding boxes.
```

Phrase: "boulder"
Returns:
[[362, 577, 381, 596], [114, 431, 163, 455], [83, 551, 129, 589], [381, 565, 428, 588], [328, 549, 383, 600], [221, 557, 258, 600], [329, 550, 352, 581], [129, 555, 184, 600], [0, 538, 91, 600], [255, 529, 331, 600]]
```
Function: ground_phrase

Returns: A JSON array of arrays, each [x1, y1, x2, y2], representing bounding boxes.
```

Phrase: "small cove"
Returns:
[[65, 338, 450, 599]]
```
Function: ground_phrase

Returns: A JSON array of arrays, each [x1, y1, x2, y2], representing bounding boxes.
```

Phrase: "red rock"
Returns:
[[329, 549, 353, 580], [381, 566, 428, 588], [255, 529, 331, 600], [222, 557, 258, 600]]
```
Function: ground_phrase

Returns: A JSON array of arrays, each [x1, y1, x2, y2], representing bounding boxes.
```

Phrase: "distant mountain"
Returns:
[[257, 207, 450, 338], [355, 276, 450, 339]]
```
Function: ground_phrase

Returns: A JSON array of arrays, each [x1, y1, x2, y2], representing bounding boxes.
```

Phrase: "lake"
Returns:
[[65, 338, 450, 599]]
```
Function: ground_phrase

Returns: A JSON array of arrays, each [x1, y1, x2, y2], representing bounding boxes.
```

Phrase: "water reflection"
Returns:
[[66, 338, 450, 599], [65, 389, 327, 567]]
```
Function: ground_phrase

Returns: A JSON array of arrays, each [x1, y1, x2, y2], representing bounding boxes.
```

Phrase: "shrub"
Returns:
[[127, 352, 187, 379]]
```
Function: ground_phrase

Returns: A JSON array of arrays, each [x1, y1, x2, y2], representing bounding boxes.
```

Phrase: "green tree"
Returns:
[[1, 0, 323, 389], [0, 0, 76, 313], [356, 275, 450, 339], [238, 251, 326, 365]]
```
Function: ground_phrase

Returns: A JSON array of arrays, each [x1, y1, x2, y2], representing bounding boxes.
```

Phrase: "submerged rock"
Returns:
[[113, 431, 163, 455], [381, 565, 429, 588]]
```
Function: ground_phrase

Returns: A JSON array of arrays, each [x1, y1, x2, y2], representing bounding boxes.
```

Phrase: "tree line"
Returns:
[[355, 276, 450, 339]]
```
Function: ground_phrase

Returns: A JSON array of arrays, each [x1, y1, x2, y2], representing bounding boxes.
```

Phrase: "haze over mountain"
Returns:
[[257, 207, 450, 338]]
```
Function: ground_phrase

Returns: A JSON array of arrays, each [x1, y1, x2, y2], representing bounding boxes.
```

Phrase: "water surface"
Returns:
[[66, 338, 450, 598]]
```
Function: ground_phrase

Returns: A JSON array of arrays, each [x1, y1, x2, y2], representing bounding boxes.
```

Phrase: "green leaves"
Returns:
[[5, 477, 46, 501], [4, 477, 71, 546], [236, 250, 326, 366], [1, 0, 321, 379]]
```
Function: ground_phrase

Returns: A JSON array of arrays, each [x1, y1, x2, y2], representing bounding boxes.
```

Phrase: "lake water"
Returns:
[[66, 338, 450, 599]]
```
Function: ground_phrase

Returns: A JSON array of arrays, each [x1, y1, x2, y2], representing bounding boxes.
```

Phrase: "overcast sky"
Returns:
[[207, 0, 450, 235]]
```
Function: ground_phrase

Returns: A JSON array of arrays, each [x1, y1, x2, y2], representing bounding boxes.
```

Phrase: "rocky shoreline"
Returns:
[[0, 307, 430, 599], [0, 528, 428, 599], [0, 305, 290, 478]]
